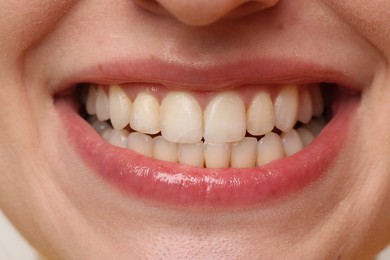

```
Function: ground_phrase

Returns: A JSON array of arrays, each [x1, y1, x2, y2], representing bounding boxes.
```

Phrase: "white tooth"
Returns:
[[109, 129, 129, 148], [297, 88, 313, 124], [305, 118, 325, 137], [204, 142, 231, 168], [109, 85, 132, 130], [281, 129, 304, 156], [127, 132, 153, 157], [274, 85, 299, 132], [86, 85, 97, 115], [310, 86, 324, 117], [247, 92, 275, 136], [297, 128, 315, 147], [257, 132, 284, 166], [160, 92, 203, 143], [102, 129, 114, 141], [231, 137, 257, 168], [92, 120, 111, 134], [178, 142, 204, 167], [96, 86, 110, 121], [152, 136, 178, 163], [204, 92, 246, 143], [130, 92, 160, 134]]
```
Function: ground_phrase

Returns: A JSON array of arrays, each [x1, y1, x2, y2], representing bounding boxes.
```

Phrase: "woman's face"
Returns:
[[1, 0, 389, 259]]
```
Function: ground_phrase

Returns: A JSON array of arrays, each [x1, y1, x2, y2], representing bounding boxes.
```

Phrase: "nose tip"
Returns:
[[136, 0, 280, 26]]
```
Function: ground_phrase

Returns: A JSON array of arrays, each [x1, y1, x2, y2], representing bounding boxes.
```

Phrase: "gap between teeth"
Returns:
[[84, 84, 327, 168]]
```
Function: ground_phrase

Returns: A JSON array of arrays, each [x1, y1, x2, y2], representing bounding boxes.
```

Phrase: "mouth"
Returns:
[[55, 60, 360, 207]]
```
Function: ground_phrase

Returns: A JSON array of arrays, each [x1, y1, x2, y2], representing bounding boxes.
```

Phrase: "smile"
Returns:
[[56, 60, 360, 207], [84, 83, 326, 168]]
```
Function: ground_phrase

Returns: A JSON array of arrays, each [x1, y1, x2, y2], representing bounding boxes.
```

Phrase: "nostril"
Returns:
[[227, 1, 279, 19], [133, 0, 166, 15], [133, 0, 280, 27]]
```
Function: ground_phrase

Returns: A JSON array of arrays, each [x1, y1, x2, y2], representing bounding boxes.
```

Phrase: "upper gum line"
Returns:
[[96, 83, 319, 109]]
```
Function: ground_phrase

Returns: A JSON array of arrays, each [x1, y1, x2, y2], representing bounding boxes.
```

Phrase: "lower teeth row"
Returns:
[[89, 117, 325, 168]]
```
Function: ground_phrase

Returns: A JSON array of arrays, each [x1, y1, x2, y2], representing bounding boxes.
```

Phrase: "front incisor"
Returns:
[[160, 92, 203, 143], [204, 91, 246, 143]]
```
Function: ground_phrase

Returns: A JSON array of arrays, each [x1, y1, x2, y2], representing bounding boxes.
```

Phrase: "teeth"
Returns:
[[160, 92, 203, 143], [297, 88, 313, 124], [152, 136, 178, 163], [102, 129, 114, 141], [257, 132, 284, 166], [305, 118, 326, 137], [96, 86, 110, 121], [247, 91, 275, 136], [86, 85, 97, 115], [87, 83, 328, 168], [204, 142, 231, 168], [109, 85, 132, 130], [129, 92, 160, 135], [297, 127, 315, 147], [178, 142, 204, 167], [281, 129, 304, 156], [310, 86, 324, 117], [204, 92, 246, 143], [92, 120, 111, 134], [231, 137, 257, 168], [274, 85, 299, 132], [109, 129, 129, 148], [127, 132, 153, 157]]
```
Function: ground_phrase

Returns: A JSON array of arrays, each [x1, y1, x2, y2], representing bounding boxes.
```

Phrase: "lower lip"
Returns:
[[57, 96, 357, 207]]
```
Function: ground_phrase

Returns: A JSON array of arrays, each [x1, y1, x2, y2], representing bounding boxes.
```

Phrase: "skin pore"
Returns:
[[0, 0, 390, 259]]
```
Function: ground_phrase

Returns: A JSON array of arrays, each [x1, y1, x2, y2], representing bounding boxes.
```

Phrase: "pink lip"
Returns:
[[54, 58, 363, 92], [56, 88, 358, 207]]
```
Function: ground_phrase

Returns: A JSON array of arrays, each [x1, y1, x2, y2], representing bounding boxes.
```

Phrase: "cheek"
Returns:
[[324, 0, 390, 56], [0, 0, 77, 58]]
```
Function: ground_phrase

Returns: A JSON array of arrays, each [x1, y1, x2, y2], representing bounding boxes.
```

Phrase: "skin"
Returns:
[[0, 0, 390, 259]]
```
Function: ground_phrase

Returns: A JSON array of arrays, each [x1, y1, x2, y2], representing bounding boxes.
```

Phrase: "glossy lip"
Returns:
[[54, 57, 360, 207]]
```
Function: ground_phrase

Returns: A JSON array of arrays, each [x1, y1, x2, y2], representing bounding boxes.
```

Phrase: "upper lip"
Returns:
[[53, 57, 364, 94]]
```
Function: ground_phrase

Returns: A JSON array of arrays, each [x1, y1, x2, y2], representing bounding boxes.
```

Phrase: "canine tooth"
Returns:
[[109, 85, 132, 130], [153, 136, 178, 163], [297, 128, 315, 147], [96, 86, 110, 121], [297, 88, 313, 124], [257, 132, 284, 166], [231, 137, 257, 168], [204, 142, 231, 168], [92, 120, 111, 134], [247, 92, 275, 136], [178, 142, 204, 167], [305, 118, 325, 137], [281, 129, 304, 156], [109, 129, 129, 148], [86, 85, 97, 115], [130, 92, 160, 135], [160, 92, 203, 143], [127, 132, 153, 157], [274, 85, 299, 132], [204, 92, 246, 143], [310, 86, 324, 116]]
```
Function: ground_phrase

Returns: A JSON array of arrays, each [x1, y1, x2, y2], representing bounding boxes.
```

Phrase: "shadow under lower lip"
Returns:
[[55, 92, 358, 207]]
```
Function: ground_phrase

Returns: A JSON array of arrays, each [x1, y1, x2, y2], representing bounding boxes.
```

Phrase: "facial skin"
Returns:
[[0, 0, 389, 259]]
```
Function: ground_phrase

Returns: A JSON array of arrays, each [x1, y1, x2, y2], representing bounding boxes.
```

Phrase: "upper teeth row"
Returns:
[[85, 84, 324, 144]]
